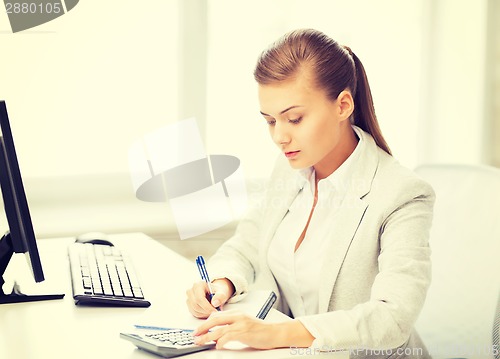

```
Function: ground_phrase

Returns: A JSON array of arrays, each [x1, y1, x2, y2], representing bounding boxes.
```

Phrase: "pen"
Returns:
[[134, 325, 178, 331], [195, 255, 218, 308]]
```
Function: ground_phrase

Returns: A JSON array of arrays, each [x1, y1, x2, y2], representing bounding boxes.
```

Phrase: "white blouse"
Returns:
[[267, 126, 363, 318]]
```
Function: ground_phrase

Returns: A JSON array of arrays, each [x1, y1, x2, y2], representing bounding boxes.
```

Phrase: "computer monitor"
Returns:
[[0, 100, 64, 304]]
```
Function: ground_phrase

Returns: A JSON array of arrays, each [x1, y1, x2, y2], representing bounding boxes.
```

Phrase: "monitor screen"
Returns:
[[0, 100, 64, 304]]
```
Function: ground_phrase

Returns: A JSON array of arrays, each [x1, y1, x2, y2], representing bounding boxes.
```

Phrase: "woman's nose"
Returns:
[[272, 123, 291, 146]]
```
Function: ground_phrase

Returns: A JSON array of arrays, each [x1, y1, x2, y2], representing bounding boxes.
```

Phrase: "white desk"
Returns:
[[0, 233, 347, 359]]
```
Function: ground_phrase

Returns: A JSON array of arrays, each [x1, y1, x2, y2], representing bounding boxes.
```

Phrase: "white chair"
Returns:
[[414, 164, 500, 359]]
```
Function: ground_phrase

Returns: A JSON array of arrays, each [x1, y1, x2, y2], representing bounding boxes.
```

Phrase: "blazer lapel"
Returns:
[[318, 128, 380, 313], [259, 169, 304, 255], [318, 195, 368, 312], [257, 162, 304, 312]]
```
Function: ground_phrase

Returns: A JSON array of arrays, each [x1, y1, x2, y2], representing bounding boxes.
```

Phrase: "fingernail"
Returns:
[[212, 299, 220, 307]]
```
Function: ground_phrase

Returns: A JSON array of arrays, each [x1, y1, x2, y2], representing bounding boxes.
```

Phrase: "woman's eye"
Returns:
[[289, 117, 302, 124], [266, 119, 276, 126]]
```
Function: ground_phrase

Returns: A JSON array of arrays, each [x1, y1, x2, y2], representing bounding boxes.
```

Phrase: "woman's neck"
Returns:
[[314, 126, 359, 181]]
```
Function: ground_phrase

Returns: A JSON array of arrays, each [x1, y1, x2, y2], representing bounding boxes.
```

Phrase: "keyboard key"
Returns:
[[123, 288, 134, 298], [94, 286, 103, 295], [103, 285, 113, 296], [132, 287, 144, 299], [82, 277, 92, 289]]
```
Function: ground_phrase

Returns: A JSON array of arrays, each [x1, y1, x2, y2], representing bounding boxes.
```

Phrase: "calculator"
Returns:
[[120, 327, 215, 358]]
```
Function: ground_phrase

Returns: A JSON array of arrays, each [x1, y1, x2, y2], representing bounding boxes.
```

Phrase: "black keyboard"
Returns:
[[68, 242, 151, 307]]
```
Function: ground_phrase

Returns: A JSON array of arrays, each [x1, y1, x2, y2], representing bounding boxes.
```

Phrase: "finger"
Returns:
[[188, 299, 215, 318], [193, 326, 225, 346], [210, 328, 235, 350], [210, 282, 232, 308], [185, 295, 203, 318], [195, 323, 240, 350], [210, 291, 228, 308], [193, 282, 219, 313], [186, 299, 211, 318], [193, 333, 211, 346], [186, 283, 217, 318], [215, 334, 235, 350], [194, 313, 242, 336]]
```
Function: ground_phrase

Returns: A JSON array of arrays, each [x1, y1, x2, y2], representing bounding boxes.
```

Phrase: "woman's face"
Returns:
[[258, 70, 355, 178]]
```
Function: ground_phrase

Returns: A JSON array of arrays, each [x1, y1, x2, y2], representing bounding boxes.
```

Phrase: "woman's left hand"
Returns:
[[192, 311, 281, 350]]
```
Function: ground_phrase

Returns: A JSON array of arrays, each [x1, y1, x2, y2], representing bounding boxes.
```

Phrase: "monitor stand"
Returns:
[[0, 280, 65, 304], [0, 237, 65, 304]]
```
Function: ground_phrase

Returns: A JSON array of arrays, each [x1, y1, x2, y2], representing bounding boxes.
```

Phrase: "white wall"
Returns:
[[418, 0, 489, 165], [0, 0, 181, 179], [0, 1, 183, 236]]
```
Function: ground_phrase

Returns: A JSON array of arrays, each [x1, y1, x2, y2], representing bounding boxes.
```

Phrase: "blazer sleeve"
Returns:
[[297, 178, 435, 350]]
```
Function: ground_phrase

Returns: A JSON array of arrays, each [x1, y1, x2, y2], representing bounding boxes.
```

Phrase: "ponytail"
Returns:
[[344, 46, 391, 155]]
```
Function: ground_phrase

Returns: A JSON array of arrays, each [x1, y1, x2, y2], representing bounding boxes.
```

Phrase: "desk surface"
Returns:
[[0, 233, 347, 359]]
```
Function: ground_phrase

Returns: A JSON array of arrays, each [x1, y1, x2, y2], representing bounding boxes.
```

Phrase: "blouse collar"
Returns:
[[297, 125, 365, 197]]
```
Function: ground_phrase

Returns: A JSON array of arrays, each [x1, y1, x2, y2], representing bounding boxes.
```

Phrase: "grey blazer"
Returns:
[[209, 127, 435, 358]]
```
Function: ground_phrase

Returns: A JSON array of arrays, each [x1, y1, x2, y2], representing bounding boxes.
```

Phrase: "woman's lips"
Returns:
[[285, 150, 300, 159]]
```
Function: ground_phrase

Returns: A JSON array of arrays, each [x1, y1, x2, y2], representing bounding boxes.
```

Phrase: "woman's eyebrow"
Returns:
[[260, 105, 304, 117]]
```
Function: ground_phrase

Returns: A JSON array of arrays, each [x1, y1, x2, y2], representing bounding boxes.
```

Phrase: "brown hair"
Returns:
[[254, 29, 391, 155]]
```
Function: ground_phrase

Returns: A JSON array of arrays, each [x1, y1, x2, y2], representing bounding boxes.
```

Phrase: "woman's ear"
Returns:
[[337, 90, 354, 121]]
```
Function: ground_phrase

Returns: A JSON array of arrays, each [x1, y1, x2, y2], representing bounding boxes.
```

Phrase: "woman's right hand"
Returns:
[[186, 278, 235, 318]]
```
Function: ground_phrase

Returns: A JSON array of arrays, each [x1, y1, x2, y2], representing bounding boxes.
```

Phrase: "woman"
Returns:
[[186, 28, 434, 358]]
